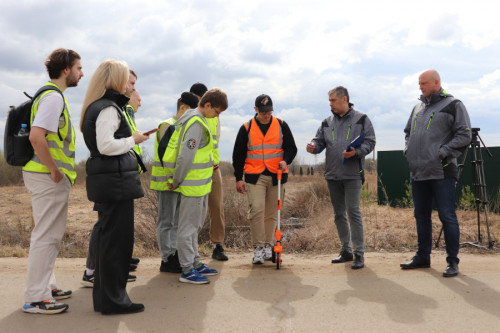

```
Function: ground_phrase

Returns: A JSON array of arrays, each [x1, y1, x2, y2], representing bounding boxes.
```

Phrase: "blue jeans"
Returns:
[[327, 179, 364, 255], [412, 178, 460, 263]]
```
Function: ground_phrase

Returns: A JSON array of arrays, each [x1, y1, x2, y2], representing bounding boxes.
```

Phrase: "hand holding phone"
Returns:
[[143, 128, 158, 136]]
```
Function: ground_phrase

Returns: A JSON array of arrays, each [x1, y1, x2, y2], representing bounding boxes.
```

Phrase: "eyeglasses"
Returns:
[[212, 107, 222, 115], [258, 110, 273, 115]]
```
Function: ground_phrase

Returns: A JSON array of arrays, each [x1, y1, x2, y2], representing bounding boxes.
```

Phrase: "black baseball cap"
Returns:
[[190, 83, 208, 98], [255, 94, 273, 112]]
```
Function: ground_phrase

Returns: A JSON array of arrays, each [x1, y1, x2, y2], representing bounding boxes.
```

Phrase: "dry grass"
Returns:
[[0, 171, 499, 258]]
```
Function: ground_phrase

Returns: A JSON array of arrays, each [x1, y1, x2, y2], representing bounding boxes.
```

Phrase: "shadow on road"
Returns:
[[335, 266, 438, 324], [232, 262, 319, 320], [438, 273, 500, 318]]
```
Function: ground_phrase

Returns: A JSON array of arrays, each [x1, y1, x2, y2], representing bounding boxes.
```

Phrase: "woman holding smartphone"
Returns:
[[80, 59, 150, 315]]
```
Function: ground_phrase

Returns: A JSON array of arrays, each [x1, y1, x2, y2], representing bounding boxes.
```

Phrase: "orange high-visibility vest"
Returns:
[[244, 116, 286, 174]]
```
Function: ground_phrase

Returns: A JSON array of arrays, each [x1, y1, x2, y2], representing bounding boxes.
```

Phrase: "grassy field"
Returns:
[[0, 170, 498, 258]]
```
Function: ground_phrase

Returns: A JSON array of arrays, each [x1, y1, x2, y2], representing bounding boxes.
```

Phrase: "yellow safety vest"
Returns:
[[206, 117, 220, 165], [150, 118, 175, 191], [162, 114, 214, 197], [123, 107, 143, 158], [23, 82, 76, 184]]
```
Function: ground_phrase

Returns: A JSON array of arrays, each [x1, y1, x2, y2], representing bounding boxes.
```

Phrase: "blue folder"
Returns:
[[343, 131, 365, 163]]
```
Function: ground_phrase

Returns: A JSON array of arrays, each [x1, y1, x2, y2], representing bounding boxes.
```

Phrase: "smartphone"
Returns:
[[143, 128, 158, 136]]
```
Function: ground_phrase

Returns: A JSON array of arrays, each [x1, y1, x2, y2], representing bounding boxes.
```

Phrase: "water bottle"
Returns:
[[18, 123, 29, 137]]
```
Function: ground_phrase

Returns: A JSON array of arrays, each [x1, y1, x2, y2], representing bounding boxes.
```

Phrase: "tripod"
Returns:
[[435, 128, 494, 249]]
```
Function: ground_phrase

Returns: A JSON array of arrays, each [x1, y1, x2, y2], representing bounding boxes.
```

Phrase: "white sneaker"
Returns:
[[264, 244, 273, 260], [252, 246, 265, 264]]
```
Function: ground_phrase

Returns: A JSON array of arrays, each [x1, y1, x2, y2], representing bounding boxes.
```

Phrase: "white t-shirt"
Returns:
[[31, 92, 65, 133]]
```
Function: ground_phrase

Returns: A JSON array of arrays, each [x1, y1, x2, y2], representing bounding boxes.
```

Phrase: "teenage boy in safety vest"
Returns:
[[190, 83, 229, 261], [164, 88, 228, 284], [150, 92, 199, 273], [22, 48, 83, 314]]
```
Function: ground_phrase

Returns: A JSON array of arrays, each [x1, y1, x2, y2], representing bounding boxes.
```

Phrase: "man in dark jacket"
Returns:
[[307, 86, 376, 269], [400, 69, 471, 277]]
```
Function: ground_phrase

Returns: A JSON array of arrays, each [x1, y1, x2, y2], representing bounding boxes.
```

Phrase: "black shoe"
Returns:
[[130, 257, 140, 265], [160, 258, 182, 273], [212, 244, 229, 261], [173, 251, 180, 264], [400, 256, 431, 269], [351, 254, 364, 269], [102, 303, 145, 315], [129, 264, 137, 272], [331, 251, 354, 263], [443, 260, 459, 277], [81, 271, 94, 288]]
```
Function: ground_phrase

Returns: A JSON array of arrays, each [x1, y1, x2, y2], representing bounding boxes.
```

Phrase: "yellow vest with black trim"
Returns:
[[206, 117, 220, 165], [23, 82, 76, 184], [123, 106, 143, 158], [149, 117, 175, 191], [162, 114, 214, 197]]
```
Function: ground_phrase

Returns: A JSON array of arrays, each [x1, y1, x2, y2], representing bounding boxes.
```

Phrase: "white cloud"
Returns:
[[1, 0, 500, 166]]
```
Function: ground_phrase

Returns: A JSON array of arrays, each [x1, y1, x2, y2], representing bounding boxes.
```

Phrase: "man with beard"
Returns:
[[22, 48, 83, 314]]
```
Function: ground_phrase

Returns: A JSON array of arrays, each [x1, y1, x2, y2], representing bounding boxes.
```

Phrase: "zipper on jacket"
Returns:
[[346, 124, 351, 141], [426, 112, 435, 130]]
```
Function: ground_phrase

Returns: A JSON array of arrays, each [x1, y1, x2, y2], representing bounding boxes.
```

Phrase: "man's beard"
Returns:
[[66, 75, 79, 87]]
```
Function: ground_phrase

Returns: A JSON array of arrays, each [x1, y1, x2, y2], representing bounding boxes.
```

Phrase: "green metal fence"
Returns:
[[377, 146, 500, 212]]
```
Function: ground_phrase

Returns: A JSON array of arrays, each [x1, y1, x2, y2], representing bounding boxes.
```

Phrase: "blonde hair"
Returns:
[[80, 59, 129, 131]]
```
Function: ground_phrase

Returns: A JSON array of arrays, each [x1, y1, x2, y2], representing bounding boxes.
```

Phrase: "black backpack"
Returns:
[[4, 86, 64, 166], [158, 125, 176, 166]]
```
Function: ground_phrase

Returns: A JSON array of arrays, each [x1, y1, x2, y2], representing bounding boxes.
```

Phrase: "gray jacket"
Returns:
[[404, 89, 471, 181], [311, 107, 376, 181]]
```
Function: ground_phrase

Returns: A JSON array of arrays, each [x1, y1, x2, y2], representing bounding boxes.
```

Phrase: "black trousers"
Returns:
[[93, 199, 134, 313]]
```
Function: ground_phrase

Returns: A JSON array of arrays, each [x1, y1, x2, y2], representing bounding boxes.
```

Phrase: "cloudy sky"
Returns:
[[1, 0, 499, 166]]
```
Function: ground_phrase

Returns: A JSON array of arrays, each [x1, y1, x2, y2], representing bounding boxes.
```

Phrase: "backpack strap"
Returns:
[[30, 85, 66, 141]]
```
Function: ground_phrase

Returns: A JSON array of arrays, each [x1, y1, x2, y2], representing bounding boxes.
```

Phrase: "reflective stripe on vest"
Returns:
[[123, 107, 143, 159], [206, 117, 220, 165], [150, 118, 175, 190], [244, 116, 285, 175], [162, 114, 214, 197], [23, 82, 76, 184]]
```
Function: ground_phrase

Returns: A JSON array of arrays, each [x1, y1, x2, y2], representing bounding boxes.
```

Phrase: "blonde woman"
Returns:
[[80, 59, 149, 315]]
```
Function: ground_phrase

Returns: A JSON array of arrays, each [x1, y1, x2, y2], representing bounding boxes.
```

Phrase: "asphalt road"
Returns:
[[0, 252, 499, 333]]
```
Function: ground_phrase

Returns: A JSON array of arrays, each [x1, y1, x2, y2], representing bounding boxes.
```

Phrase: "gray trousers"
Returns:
[[156, 190, 181, 261], [23, 172, 71, 303], [176, 194, 208, 271], [327, 179, 365, 255]]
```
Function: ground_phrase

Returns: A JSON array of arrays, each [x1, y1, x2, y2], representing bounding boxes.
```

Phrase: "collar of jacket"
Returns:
[[419, 88, 452, 105], [332, 103, 354, 119], [102, 89, 130, 109]]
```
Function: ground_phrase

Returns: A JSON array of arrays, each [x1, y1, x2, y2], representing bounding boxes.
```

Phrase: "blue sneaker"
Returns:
[[196, 263, 218, 276], [179, 268, 210, 284]]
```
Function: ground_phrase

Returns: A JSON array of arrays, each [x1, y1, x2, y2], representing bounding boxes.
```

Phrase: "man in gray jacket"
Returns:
[[307, 86, 376, 269], [400, 69, 471, 277]]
